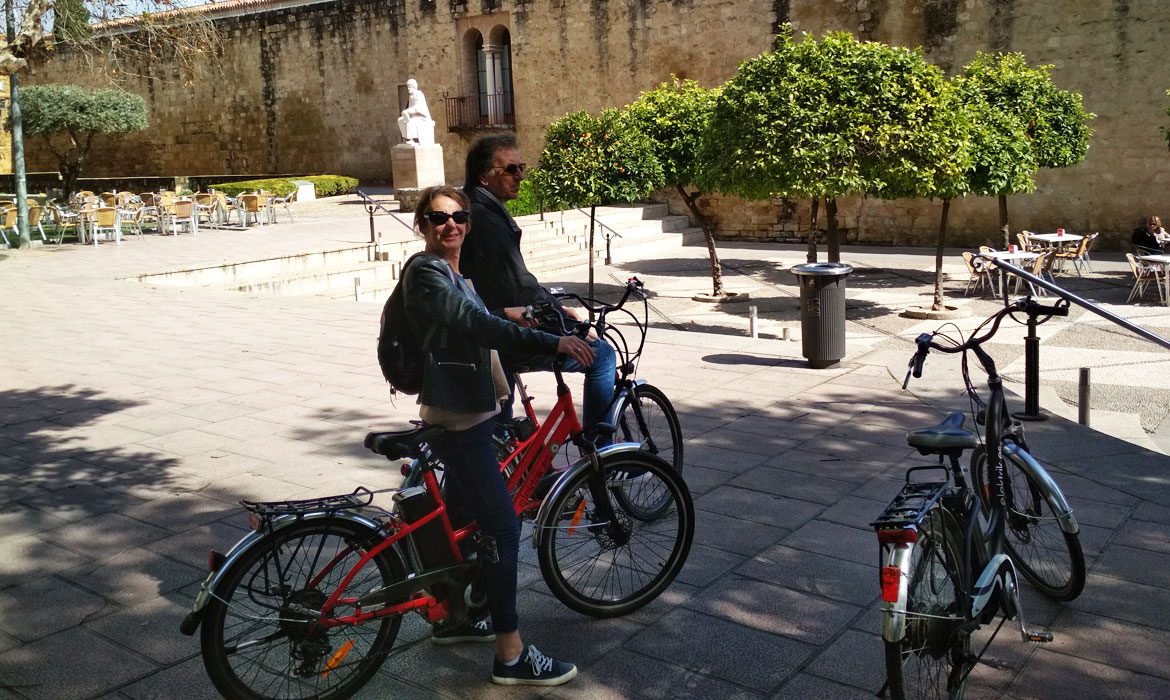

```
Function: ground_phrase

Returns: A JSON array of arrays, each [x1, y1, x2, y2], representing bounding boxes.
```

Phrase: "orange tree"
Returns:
[[624, 77, 729, 297], [536, 109, 663, 302]]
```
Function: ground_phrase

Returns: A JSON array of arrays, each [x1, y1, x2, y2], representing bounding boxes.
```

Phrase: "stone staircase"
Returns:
[[132, 203, 701, 304]]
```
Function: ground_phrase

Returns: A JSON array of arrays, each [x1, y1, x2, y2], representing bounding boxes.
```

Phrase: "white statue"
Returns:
[[397, 79, 435, 146]]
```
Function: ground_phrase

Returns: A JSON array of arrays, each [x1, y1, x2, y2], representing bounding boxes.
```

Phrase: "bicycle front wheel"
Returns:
[[884, 505, 974, 700], [971, 445, 1086, 601], [537, 452, 694, 618], [201, 520, 406, 700]]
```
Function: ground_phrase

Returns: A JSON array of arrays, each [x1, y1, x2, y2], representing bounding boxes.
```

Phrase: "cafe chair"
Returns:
[[0, 207, 15, 247], [49, 204, 79, 244], [90, 207, 121, 245], [1053, 234, 1092, 277], [167, 199, 197, 236], [271, 188, 296, 223], [240, 194, 264, 227], [962, 251, 994, 297], [1126, 253, 1165, 304]]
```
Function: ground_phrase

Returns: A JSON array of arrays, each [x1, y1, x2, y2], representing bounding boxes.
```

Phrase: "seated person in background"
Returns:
[[1132, 216, 1167, 256]]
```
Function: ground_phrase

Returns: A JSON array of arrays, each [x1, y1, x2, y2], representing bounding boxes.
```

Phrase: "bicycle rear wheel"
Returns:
[[971, 445, 1086, 601], [201, 520, 405, 700], [537, 452, 694, 618], [884, 505, 974, 700]]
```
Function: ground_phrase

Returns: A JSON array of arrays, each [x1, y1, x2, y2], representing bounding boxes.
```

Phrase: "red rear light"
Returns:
[[208, 550, 225, 572], [876, 527, 919, 545], [881, 566, 901, 602], [400, 464, 411, 477]]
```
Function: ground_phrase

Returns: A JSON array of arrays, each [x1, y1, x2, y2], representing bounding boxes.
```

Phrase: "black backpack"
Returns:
[[377, 253, 443, 395]]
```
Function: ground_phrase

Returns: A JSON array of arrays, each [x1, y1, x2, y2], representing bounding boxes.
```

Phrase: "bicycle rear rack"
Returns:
[[871, 468, 949, 538], [241, 487, 376, 517]]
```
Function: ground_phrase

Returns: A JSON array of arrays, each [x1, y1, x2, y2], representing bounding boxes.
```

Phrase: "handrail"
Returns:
[[977, 255, 1170, 351], [355, 188, 414, 243], [563, 207, 623, 265]]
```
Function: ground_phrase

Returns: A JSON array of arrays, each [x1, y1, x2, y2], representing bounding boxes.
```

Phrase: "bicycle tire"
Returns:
[[201, 520, 406, 700], [971, 444, 1086, 601], [884, 505, 975, 700], [537, 452, 694, 618], [616, 383, 683, 473]]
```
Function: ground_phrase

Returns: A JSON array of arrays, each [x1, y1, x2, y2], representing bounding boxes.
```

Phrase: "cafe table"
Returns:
[[980, 250, 1040, 295]]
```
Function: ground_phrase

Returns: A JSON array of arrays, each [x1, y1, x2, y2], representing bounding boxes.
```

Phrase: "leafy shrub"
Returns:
[[207, 175, 359, 198]]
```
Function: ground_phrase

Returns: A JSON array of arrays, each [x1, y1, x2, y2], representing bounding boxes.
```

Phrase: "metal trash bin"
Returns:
[[791, 262, 853, 368]]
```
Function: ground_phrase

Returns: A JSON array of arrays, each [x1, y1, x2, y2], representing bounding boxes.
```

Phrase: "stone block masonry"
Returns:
[[19, 0, 1170, 248]]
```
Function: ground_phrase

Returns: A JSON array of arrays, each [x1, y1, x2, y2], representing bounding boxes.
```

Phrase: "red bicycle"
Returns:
[[180, 356, 694, 700]]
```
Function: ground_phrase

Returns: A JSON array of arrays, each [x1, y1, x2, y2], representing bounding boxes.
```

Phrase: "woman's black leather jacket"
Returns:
[[402, 253, 560, 413]]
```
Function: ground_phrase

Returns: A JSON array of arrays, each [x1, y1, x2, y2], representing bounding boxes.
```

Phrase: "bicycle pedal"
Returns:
[[1025, 631, 1054, 643]]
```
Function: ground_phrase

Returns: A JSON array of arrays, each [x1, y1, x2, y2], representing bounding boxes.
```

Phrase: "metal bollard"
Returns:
[[782, 327, 791, 341], [376, 232, 383, 262], [1078, 367, 1091, 427], [354, 277, 362, 302], [749, 306, 758, 338]]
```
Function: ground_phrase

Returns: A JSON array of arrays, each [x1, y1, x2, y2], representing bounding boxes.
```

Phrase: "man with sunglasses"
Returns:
[[460, 134, 617, 442]]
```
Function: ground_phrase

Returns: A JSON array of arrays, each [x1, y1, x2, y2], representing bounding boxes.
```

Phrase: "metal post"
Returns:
[[605, 231, 612, 265], [782, 327, 791, 341], [6, 0, 29, 247], [354, 277, 361, 302], [1078, 368, 1091, 427], [1013, 311, 1048, 421], [749, 305, 758, 339], [376, 232, 383, 261]]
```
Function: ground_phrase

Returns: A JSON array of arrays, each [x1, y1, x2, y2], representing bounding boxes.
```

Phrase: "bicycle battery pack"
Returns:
[[394, 486, 455, 570]]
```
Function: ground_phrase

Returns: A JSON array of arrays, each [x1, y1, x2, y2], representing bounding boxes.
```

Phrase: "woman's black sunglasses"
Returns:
[[424, 210, 470, 226]]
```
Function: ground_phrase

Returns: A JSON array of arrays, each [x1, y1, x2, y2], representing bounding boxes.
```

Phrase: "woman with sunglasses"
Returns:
[[402, 184, 592, 686], [1133, 215, 1169, 255]]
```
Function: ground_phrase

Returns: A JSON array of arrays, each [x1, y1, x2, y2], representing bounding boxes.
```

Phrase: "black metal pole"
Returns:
[[1013, 312, 1047, 421]]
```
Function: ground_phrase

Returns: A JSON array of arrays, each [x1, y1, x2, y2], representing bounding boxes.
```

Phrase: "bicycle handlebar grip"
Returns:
[[911, 333, 933, 378]]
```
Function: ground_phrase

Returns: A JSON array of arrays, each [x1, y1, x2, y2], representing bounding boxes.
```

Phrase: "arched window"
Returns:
[[448, 25, 515, 132]]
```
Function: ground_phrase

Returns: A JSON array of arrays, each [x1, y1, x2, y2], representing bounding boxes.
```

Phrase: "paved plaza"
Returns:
[[2, 203, 1170, 699]]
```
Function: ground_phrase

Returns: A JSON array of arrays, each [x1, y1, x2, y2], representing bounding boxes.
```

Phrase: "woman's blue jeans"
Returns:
[[426, 419, 520, 633]]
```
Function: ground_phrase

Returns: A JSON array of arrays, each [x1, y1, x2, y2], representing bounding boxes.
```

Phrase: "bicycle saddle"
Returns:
[[906, 411, 978, 454], [365, 425, 445, 460]]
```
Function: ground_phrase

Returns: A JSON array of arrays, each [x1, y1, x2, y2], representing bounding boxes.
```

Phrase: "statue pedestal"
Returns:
[[391, 143, 445, 190]]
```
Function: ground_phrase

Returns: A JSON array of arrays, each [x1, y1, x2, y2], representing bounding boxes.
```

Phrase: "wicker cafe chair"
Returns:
[[90, 206, 121, 245], [1126, 253, 1165, 304], [961, 251, 994, 296]]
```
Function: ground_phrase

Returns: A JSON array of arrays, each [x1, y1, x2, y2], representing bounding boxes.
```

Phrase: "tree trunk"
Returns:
[[807, 197, 819, 263], [587, 203, 596, 319], [677, 185, 725, 297], [933, 199, 951, 311], [999, 194, 1010, 249], [61, 162, 83, 201], [826, 198, 840, 262]]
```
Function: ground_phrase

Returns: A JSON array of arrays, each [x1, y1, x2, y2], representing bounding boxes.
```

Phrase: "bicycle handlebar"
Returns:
[[525, 277, 646, 337]]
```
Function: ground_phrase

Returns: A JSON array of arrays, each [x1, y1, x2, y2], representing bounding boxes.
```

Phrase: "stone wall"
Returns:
[[20, 0, 1170, 248]]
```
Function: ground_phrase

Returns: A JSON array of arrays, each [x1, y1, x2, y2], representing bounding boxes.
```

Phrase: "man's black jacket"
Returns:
[[459, 184, 562, 314]]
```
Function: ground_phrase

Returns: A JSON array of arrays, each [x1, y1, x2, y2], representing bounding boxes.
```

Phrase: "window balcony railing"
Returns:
[[444, 93, 516, 132]]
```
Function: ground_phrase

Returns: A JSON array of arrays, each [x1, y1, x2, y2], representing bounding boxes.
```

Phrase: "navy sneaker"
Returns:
[[491, 645, 577, 686], [432, 618, 495, 645]]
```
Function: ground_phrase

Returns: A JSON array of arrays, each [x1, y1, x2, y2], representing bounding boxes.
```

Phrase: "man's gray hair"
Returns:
[[464, 133, 519, 188]]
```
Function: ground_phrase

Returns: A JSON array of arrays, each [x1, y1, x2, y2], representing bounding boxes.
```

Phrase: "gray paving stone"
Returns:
[[675, 542, 749, 588], [689, 428, 801, 456], [737, 545, 878, 605], [1133, 500, 1170, 526], [1008, 646, 1170, 699], [685, 576, 862, 645], [18, 482, 146, 522], [765, 447, 891, 484], [624, 608, 812, 693], [85, 594, 201, 665], [1112, 517, 1170, 556], [1095, 544, 1170, 589], [1046, 610, 1170, 681], [107, 655, 223, 700], [692, 509, 788, 557], [677, 463, 736, 496], [800, 629, 884, 695], [816, 494, 887, 529], [0, 503, 70, 541], [1068, 497, 1133, 530], [683, 442, 770, 474], [0, 534, 90, 589], [39, 512, 172, 561], [119, 493, 237, 532], [732, 465, 859, 505], [771, 672, 875, 699], [782, 520, 875, 566], [61, 547, 205, 607], [0, 575, 112, 642], [556, 648, 762, 700], [695, 485, 824, 530], [0, 627, 158, 699], [1071, 573, 1170, 630]]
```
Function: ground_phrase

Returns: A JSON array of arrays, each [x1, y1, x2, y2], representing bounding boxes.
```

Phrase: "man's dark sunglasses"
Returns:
[[424, 210, 470, 225], [494, 163, 526, 175]]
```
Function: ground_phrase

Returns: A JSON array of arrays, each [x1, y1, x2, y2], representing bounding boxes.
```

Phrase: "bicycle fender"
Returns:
[[1002, 441, 1080, 535], [971, 553, 1019, 620], [530, 442, 645, 550], [179, 509, 390, 634], [880, 543, 914, 644]]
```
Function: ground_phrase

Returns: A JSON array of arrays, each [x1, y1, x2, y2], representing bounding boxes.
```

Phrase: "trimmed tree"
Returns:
[[21, 84, 148, 197], [699, 29, 963, 264], [536, 109, 664, 303], [624, 77, 731, 298], [953, 52, 1093, 247]]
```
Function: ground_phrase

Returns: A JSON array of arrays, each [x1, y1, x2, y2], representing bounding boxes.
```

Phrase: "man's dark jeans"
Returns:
[[503, 336, 618, 440]]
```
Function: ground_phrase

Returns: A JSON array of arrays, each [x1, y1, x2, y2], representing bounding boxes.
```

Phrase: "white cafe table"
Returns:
[[980, 250, 1039, 294], [1138, 254, 1170, 306], [1026, 232, 1083, 247]]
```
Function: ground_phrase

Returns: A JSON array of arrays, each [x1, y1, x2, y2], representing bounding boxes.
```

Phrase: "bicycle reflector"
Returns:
[[881, 566, 901, 602], [876, 527, 918, 545]]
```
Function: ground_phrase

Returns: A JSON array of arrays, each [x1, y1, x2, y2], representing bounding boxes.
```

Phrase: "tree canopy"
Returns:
[[22, 84, 148, 195]]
